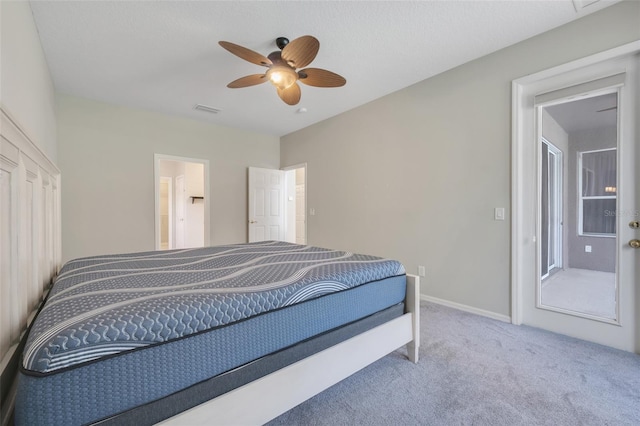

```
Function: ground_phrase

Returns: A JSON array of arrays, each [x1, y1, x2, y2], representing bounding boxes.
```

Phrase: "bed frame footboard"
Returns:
[[405, 273, 421, 363], [160, 274, 421, 425]]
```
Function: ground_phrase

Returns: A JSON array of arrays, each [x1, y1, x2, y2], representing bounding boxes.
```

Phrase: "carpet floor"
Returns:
[[541, 268, 616, 319], [268, 302, 640, 426]]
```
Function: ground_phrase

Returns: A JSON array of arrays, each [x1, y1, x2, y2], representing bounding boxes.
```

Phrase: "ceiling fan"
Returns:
[[219, 35, 346, 106]]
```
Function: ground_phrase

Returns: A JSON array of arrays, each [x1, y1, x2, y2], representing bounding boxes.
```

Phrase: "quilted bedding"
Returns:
[[22, 241, 405, 374]]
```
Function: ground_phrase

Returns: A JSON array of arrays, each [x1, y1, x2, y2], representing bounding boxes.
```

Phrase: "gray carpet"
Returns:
[[541, 268, 616, 319], [268, 302, 640, 425]]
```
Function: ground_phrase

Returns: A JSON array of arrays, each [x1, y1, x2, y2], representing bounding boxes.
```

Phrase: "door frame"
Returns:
[[175, 174, 185, 249], [511, 41, 640, 351], [540, 138, 563, 279], [282, 163, 307, 245], [154, 154, 210, 250], [159, 176, 173, 249]]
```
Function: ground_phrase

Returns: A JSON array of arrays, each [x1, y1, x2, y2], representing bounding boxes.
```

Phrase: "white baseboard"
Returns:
[[420, 295, 511, 323]]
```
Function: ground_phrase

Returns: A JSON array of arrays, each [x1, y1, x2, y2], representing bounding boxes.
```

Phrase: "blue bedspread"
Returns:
[[23, 241, 405, 374]]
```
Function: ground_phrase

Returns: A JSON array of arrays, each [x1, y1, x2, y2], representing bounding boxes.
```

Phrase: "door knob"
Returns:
[[249, 220, 257, 224], [630, 221, 640, 229], [630, 239, 640, 249]]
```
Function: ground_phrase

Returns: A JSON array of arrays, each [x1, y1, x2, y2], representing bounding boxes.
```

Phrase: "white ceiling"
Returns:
[[29, 0, 621, 137]]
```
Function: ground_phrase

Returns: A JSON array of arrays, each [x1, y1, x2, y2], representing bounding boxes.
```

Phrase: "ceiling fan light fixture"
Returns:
[[219, 35, 346, 105], [266, 66, 298, 90]]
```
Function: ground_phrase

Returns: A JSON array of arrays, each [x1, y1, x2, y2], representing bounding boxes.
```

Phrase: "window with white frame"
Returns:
[[578, 148, 616, 236]]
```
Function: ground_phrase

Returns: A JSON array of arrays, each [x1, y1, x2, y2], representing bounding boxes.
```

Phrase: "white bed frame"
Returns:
[[160, 274, 420, 426]]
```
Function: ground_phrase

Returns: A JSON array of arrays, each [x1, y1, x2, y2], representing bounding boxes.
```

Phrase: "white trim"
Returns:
[[541, 138, 564, 275], [534, 72, 625, 106], [0, 107, 59, 174], [511, 81, 525, 325], [538, 302, 620, 326], [420, 294, 511, 323], [154, 154, 210, 250], [513, 41, 640, 86], [158, 176, 173, 250], [578, 147, 617, 237], [281, 163, 308, 245], [281, 162, 307, 172]]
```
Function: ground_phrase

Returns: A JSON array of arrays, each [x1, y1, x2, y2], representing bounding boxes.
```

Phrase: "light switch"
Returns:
[[494, 207, 505, 221], [310, 208, 315, 216]]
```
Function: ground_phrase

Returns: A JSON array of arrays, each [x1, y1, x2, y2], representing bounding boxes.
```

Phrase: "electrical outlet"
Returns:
[[585, 245, 592, 253], [418, 265, 426, 277], [309, 208, 315, 216]]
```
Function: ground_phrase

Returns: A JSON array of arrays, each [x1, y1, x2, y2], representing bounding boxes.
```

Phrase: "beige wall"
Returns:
[[58, 95, 279, 262], [0, 1, 57, 162], [281, 1, 640, 317]]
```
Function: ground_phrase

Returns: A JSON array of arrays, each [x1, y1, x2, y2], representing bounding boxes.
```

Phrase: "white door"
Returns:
[[295, 182, 306, 244], [159, 176, 172, 250], [248, 167, 285, 242], [175, 175, 185, 249], [513, 50, 639, 352]]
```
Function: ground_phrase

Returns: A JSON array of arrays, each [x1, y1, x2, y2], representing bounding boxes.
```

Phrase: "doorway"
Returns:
[[159, 176, 172, 250], [539, 94, 617, 321], [512, 44, 639, 352], [540, 138, 563, 281], [154, 154, 210, 250], [284, 164, 307, 245], [248, 164, 307, 245]]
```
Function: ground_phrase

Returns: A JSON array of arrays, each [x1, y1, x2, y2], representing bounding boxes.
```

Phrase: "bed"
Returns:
[[15, 241, 420, 425]]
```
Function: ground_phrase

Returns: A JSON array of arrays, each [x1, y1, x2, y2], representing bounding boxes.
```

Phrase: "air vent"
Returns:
[[194, 104, 221, 114]]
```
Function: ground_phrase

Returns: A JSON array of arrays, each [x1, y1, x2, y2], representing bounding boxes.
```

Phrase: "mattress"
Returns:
[[16, 241, 406, 425]]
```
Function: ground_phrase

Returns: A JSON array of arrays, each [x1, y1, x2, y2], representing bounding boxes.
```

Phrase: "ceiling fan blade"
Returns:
[[277, 83, 301, 105], [281, 35, 319, 69], [227, 74, 268, 88], [298, 68, 346, 87], [596, 106, 617, 112], [219, 41, 272, 67]]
